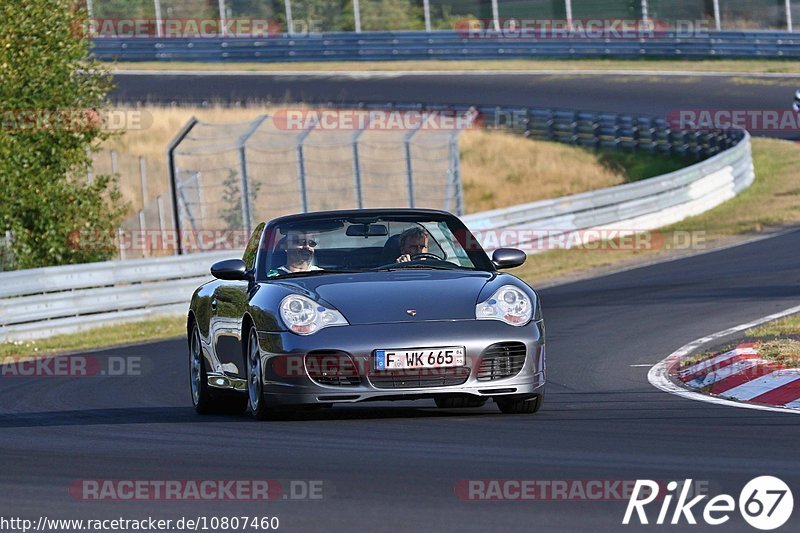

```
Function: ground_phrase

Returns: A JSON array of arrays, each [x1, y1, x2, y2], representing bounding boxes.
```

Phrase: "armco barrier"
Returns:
[[91, 30, 800, 61], [0, 120, 753, 342]]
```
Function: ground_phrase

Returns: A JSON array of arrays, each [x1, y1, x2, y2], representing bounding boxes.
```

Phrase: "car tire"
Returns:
[[246, 326, 270, 421], [434, 396, 486, 409], [189, 322, 214, 415], [496, 391, 544, 414]]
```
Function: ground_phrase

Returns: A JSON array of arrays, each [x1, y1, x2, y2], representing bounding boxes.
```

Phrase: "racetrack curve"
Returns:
[[2, 228, 800, 532], [110, 71, 800, 140]]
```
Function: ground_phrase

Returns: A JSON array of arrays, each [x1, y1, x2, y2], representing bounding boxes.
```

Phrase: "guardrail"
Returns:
[[463, 131, 753, 253], [91, 30, 800, 61], [0, 252, 232, 342], [0, 105, 752, 342]]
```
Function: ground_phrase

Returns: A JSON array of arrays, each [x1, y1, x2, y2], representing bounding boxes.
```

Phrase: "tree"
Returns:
[[0, 0, 126, 270]]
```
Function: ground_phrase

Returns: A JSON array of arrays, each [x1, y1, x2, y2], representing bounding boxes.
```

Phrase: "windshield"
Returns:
[[260, 215, 491, 278]]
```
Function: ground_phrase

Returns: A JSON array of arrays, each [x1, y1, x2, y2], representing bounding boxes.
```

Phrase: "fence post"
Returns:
[[641, 0, 649, 24], [403, 124, 422, 208], [449, 131, 464, 216], [118, 227, 126, 260], [85, 0, 93, 19], [352, 118, 372, 209], [353, 0, 362, 33], [285, 0, 294, 35], [167, 117, 198, 255], [236, 115, 269, 237], [295, 117, 319, 213], [786, 0, 794, 32], [491, 0, 500, 32], [138, 210, 147, 257], [110, 150, 118, 175], [564, 0, 573, 29], [712, 0, 721, 31], [139, 156, 148, 208], [154, 0, 163, 37], [218, 0, 227, 37], [156, 195, 167, 255], [86, 146, 93, 183], [423, 0, 431, 32]]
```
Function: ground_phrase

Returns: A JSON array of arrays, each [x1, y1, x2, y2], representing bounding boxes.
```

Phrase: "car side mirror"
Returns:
[[211, 259, 249, 281], [492, 248, 526, 269]]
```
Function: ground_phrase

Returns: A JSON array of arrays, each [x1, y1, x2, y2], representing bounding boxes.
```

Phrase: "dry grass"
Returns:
[[509, 138, 800, 284], [101, 105, 660, 216], [757, 339, 800, 367], [459, 129, 625, 211], [107, 58, 800, 74]]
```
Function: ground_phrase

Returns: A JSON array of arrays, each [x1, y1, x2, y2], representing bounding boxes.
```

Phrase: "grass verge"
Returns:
[[681, 314, 800, 369], [106, 58, 800, 74], [509, 138, 800, 283], [0, 316, 186, 360]]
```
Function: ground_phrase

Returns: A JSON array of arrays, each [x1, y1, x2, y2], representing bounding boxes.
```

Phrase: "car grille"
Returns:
[[477, 342, 526, 381], [305, 351, 361, 387], [368, 367, 470, 389]]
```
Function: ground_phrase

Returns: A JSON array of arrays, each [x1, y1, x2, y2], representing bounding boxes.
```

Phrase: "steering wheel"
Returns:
[[411, 252, 443, 261]]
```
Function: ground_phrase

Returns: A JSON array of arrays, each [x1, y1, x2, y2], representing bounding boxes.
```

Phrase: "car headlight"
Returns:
[[475, 285, 533, 326], [279, 294, 348, 335]]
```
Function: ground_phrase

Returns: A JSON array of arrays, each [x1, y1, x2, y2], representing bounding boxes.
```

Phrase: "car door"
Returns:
[[212, 223, 265, 378]]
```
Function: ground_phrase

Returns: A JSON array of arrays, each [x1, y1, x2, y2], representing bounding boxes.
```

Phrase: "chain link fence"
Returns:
[[114, 108, 470, 257], [86, 0, 799, 33]]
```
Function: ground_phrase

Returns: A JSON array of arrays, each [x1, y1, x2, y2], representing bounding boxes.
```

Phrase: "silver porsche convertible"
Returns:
[[188, 209, 545, 419]]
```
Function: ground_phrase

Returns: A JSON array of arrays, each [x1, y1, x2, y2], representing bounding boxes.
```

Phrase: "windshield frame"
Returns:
[[253, 209, 493, 282]]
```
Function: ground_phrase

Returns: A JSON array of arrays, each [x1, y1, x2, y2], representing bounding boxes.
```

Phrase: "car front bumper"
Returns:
[[254, 319, 545, 406]]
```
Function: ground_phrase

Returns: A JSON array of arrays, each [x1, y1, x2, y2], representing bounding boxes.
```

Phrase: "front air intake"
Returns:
[[477, 342, 526, 381]]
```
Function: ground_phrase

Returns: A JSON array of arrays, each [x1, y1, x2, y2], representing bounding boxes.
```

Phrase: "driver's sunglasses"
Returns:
[[290, 238, 317, 248], [406, 244, 427, 251]]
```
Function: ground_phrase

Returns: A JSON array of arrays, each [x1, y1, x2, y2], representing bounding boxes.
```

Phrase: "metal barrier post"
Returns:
[[85, 0, 93, 19], [787, 0, 794, 32], [139, 156, 148, 208], [352, 124, 368, 209], [713, 0, 721, 31], [423, 0, 431, 32], [110, 150, 118, 175], [565, 0, 573, 29], [491, 0, 500, 32], [450, 131, 464, 216], [641, 0, 649, 24]]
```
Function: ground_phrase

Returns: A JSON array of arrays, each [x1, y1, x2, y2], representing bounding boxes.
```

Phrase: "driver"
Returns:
[[276, 230, 322, 273], [396, 227, 429, 263]]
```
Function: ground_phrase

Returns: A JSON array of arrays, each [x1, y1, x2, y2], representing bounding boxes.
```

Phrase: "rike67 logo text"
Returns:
[[623, 477, 793, 530]]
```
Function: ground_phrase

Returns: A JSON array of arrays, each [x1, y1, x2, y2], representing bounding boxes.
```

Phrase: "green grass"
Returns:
[[598, 150, 693, 182], [106, 58, 800, 74], [0, 315, 186, 360], [747, 315, 800, 337]]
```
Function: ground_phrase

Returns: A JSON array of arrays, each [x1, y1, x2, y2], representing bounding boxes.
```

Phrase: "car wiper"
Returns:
[[268, 269, 358, 279], [370, 263, 472, 272]]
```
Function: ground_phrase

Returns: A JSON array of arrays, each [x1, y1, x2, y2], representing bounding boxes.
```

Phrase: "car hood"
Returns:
[[275, 270, 494, 325]]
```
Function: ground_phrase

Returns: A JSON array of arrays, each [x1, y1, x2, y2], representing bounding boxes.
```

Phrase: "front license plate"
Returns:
[[375, 347, 465, 371]]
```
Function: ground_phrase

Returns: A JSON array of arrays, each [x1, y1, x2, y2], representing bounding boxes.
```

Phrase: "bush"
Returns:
[[0, 0, 126, 270]]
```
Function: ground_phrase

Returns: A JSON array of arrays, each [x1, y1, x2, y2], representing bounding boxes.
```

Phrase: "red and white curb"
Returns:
[[674, 342, 800, 408], [648, 304, 800, 414]]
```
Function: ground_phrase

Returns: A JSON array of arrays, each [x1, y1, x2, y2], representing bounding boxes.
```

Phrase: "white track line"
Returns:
[[111, 69, 800, 79], [648, 303, 800, 415]]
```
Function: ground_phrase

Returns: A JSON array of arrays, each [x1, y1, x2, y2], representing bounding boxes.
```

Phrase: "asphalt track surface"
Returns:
[[3, 228, 800, 532], [110, 71, 800, 139]]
